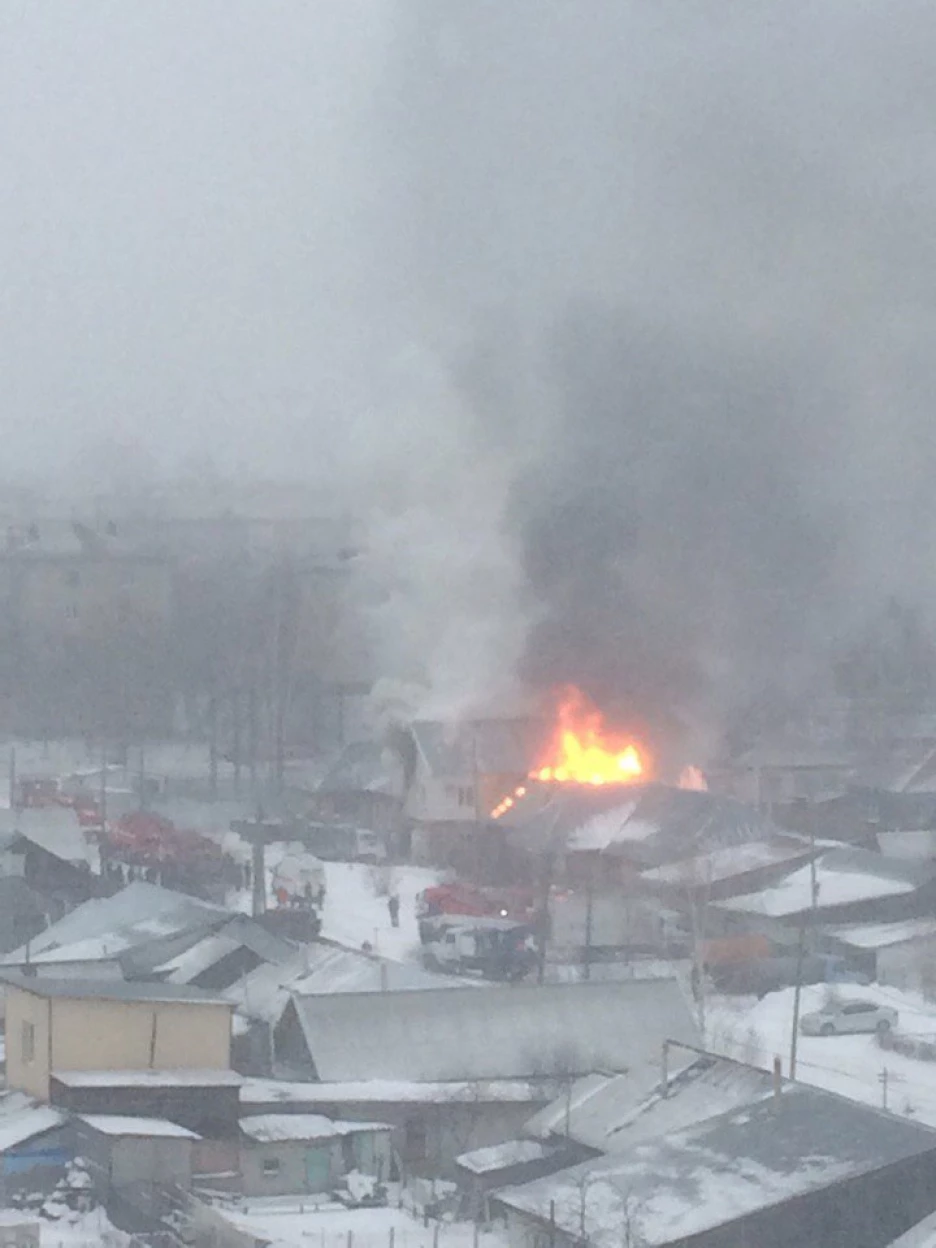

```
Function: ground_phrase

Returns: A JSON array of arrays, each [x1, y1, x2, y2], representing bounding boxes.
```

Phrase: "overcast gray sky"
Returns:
[[6, 2, 936, 736], [0, 0, 389, 477]]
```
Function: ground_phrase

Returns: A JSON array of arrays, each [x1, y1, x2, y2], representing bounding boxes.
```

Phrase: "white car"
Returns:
[[800, 1000, 898, 1037]]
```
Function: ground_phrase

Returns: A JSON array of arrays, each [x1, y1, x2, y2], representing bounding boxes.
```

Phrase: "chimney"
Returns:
[[773, 1054, 783, 1102]]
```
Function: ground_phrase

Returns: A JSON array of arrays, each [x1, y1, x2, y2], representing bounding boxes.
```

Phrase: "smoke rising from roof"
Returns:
[[376, 0, 936, 747]]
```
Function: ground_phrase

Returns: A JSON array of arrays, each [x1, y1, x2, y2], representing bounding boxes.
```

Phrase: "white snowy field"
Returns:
[[217, 1200, 506, 1248], [708, 982, 936, 1125]]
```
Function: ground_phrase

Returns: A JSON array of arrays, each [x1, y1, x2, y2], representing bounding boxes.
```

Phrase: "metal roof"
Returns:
[[0, 970, 232, 1006], [526, 1054, 776, 1153], [287, 978, 698, 1083], [499, 1082, 936, 1247], [497, 782, 777, 866]]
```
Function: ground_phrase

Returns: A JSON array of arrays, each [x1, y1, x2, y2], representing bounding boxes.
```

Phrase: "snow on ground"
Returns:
[[708, 982, 936, 1126], [216, 1201, 506, 1248], [228, 855, 438, 963], [23, 1205, 132, 1246], [319, 862, 438, 961]]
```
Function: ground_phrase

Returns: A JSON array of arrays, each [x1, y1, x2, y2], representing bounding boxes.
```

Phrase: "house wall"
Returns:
[[241, 1131, 394, 1198], [308, 1100, 539, 1180], [77, 1124, 193, 1194], [5, 986, 53, 1099], [4, 986, 231, 1101], [241, 1139, 337, 1197], [52, 1082, 240, 1138], [50, 998, 231, 1073], [109, 1136, 194, 1191]]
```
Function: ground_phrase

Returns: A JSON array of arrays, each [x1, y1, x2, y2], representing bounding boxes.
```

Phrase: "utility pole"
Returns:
[[880, 1066, 889, 1111], [583, 876, 594, 982], [790, 832, 819, 1080], [99, 739, 108, 839], [208, 691, 218, 800]]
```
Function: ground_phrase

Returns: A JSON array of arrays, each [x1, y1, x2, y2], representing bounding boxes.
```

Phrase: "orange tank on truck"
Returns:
[[700, 934, 772, 965]]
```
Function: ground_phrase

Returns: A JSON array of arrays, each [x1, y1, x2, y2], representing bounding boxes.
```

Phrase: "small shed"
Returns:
[[239, 1114, 393, 1197], [0, 1101, 70, 1203], [828, 919, 936, 994], [455, 1138, 574, 1216], [77, 1115, 199, 1194], [241, 1077, 550, 1180]]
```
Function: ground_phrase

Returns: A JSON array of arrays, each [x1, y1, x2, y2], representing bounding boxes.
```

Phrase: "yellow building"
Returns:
[[2, 974, 233, 1102]]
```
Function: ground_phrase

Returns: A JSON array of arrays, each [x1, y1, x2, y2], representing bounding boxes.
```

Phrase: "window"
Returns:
[[842, 1003, 874, 1015], [65, 603, 79, 620], [262, 1158, 280, 1177], [21, 1022, 35, 1064], [457, 787, 475, 808]]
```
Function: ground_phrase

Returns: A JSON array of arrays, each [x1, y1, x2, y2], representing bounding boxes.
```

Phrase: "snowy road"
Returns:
[[708, 982, 936, 1126]]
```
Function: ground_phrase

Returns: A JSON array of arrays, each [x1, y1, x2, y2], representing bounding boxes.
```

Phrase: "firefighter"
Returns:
[[388, 894, 400, 928]]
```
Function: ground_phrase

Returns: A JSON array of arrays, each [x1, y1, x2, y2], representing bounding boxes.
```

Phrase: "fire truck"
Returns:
[[421, 915, 538, 981], [415, 882, 536, 944]]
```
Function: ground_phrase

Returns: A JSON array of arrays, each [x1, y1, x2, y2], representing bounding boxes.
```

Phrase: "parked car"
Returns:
[[800, 1000, 898, 1036]]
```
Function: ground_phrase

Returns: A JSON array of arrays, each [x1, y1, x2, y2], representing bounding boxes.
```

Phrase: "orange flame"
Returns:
[[531, 686, 648, 787], [678, 765, 708, 792]]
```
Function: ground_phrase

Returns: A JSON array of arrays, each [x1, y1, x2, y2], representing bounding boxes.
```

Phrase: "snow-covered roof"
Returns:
[[288, 943, 468, 998], [240, 1114, 390, 1144], [498, 1084, 936, 1247], [641, 839, 813, 887], [80, 1115, 199, 1139], [153, 931, 244, 980], [568, 803, 643, 851], [240, 1078, 547, 1106], [713, 850, 919, 918], [0, 970, 231, 1006], [53, 1069, 242, 1089], [526, 1055, 775, 1154], [2, 880, 224, 965], [0, 1105, 65, 1151], [224, 944, 468, 1027], [287, 978, 699, 1083], [456, 1139, 554, 1175], [830, 918, 936, 950], [891, 1209, 936, 1247], [0, 807, 96, 868]]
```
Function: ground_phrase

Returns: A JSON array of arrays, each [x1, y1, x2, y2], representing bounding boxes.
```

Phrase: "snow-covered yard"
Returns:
[[708, 982, 936, 1126], [227, 852, 438, 962], [319, 862, 438, 962], [215, 1200, 506, 1248]]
